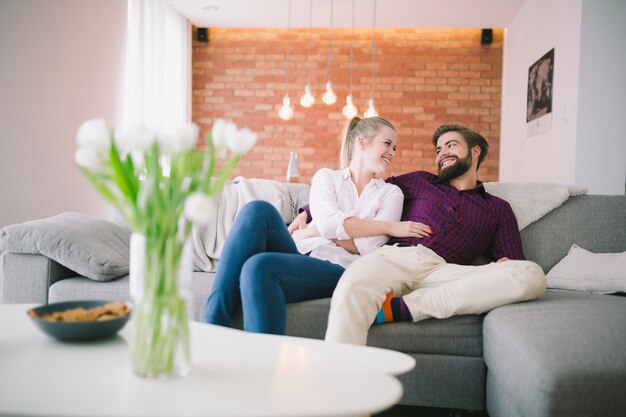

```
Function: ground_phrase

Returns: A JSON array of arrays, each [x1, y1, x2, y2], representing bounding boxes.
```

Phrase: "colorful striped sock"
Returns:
[[374, 293, 412, 324]]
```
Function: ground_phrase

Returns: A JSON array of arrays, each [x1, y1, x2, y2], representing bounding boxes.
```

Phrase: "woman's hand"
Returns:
[[288, 211, 308, 234], [292, 225, 320, 243], [387, 221, 432, 238]]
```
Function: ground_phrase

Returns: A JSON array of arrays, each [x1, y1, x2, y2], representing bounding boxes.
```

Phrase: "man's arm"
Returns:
[[332, 239, 359, 254], [489, 200, 526, 261], [293, 204, 431, 239], [343, 217, 432, 239]]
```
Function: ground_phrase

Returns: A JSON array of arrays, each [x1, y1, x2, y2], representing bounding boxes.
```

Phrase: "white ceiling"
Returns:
[[166, 0, 526, 29]]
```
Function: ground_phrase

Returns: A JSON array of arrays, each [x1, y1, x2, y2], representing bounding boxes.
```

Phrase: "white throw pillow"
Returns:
[[547, 244, 626, 293]]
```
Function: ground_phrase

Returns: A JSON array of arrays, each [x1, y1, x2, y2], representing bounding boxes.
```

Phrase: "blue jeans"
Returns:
[[204, 200, 345, 335]]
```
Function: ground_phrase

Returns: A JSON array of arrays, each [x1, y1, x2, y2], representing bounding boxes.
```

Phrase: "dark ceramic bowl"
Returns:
[[27, 300, 131, 342]]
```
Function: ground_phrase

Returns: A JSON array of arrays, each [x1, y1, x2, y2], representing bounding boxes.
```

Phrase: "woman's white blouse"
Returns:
[[296, 167, 404, 269]]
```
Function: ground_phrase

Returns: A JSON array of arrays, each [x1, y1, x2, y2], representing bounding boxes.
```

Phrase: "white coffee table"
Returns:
[[0, 304, 415, 417]]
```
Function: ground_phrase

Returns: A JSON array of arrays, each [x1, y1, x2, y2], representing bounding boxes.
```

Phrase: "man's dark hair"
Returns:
[[432, 124, 489, 169]]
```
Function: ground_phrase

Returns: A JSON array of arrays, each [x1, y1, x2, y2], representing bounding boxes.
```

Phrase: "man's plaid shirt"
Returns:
[[386, 171, 525, 264]]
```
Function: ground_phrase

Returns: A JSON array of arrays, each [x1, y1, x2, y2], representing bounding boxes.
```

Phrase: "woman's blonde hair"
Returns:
[[339, 116, 396, 168]]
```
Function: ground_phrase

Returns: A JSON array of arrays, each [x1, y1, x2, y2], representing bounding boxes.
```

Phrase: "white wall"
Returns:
[[500, 0, 626, 195], [575, 0, 626, 195], [500, 0, 582, 185], [0, 0, 127, 227]]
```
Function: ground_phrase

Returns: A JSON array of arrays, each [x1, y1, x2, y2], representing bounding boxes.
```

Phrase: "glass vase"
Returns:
[[129, 233, 192, 378]]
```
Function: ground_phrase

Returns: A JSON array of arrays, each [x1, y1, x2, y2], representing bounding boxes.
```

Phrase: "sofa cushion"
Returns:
[[0, 212, 131, 282], [547, 244, 626, 293], [484, 289, 626, 417], [49, 274, 131, 303], [367, 315, 484, 357], [520, 195, 626, 272]]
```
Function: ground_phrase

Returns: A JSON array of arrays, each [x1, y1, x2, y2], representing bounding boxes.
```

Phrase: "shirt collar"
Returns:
[[341, 167, 386, 189], [432, 176, 487, 195], [474, 181, 487, 195]]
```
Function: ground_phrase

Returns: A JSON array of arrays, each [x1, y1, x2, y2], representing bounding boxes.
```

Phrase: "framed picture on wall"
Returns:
[[527, 48, 554, 136]]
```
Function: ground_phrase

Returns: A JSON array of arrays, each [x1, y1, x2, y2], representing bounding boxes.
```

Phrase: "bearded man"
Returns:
[[292, 124, 547, 345]]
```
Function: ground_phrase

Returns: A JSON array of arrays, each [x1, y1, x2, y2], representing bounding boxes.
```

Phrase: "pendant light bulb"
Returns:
[[342, 95, 358, 119], [322, 82, 337, 105], [363, 98, 378, 118], [278, 95, 294, 120], [300, 84, 315, 108]]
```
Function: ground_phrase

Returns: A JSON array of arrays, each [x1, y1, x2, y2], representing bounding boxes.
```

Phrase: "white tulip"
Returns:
[[173, 123, 199, 152], [211, 119, 237, 150], [76, 118, 110, 153], [115, 125, 155, 155], [130, 151, 145, 174], [75, 148, 101, 170], [184, 192, 217, 225], [156, 131, 176, 155], [227, 127, 258, 155], [158, 123, 199, 155]]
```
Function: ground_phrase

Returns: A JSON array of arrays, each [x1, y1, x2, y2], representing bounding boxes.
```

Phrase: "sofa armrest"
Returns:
[[0, 252, 78, 304]]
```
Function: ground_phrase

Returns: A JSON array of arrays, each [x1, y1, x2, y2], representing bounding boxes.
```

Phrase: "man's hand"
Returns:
[[496, 257, 509, 262], [387, 221, 432, 238], [288, 211, 308, 234], [332, 239, 359, 254]]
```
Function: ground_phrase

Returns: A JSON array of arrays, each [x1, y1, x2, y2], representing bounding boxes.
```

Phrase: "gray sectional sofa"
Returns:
[[1, 190, 625, 417]]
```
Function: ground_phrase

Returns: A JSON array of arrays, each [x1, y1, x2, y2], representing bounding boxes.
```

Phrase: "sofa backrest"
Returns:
[[293, 185, 625, 272], [520, 195, 626, 271]]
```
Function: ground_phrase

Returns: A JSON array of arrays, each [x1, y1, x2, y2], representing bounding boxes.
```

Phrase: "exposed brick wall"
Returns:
[[192, 28, 503, 183]]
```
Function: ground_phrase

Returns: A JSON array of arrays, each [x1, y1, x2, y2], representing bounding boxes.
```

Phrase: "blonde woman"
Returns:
[[204, 116, 421, 335]]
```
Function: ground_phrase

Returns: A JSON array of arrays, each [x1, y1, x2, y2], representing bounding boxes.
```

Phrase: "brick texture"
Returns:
[[192, 28, 503, 183]]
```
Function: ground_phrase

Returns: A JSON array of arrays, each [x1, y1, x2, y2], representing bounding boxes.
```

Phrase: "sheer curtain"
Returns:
[[118, 0, 191, 132]]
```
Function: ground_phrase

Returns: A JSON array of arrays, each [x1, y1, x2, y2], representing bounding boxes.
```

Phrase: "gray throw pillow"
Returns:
[[0, 212, 131, 282]]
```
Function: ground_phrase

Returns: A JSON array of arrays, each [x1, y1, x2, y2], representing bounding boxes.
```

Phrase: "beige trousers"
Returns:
[[325, 245, 547, 345]]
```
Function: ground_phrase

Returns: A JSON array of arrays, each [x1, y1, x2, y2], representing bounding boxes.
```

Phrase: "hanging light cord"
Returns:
[[327, 0, 334, 82], [306, 0, 313, 84], [285, 0, 292, 96], [349, 0, 355, 95], [370, 0, 377, 99]]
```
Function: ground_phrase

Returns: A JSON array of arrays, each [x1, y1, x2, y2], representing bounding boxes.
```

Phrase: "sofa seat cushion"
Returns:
[[197, 273, 483, 358], [50, 270, 484, 357], [49, 275, 131, 304], [49, 272, 215, 321], [261, 296, 484, 357], [164, 270, 485, 357], [367, 314, 484, 357], [483, 289, 626, 417]]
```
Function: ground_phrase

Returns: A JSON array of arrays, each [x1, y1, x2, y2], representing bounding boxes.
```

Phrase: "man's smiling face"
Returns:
[[435, 131, 473, 181]]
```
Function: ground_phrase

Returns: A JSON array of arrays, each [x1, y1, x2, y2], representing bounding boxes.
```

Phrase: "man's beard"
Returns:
[[438, 152, 473, 181]]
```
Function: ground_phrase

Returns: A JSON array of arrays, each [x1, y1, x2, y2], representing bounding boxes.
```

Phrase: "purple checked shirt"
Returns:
[[385, 171, 525, 264]]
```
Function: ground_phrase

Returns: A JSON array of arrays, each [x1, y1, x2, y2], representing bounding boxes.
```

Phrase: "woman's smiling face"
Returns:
[[362, 126, 397, 174]]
